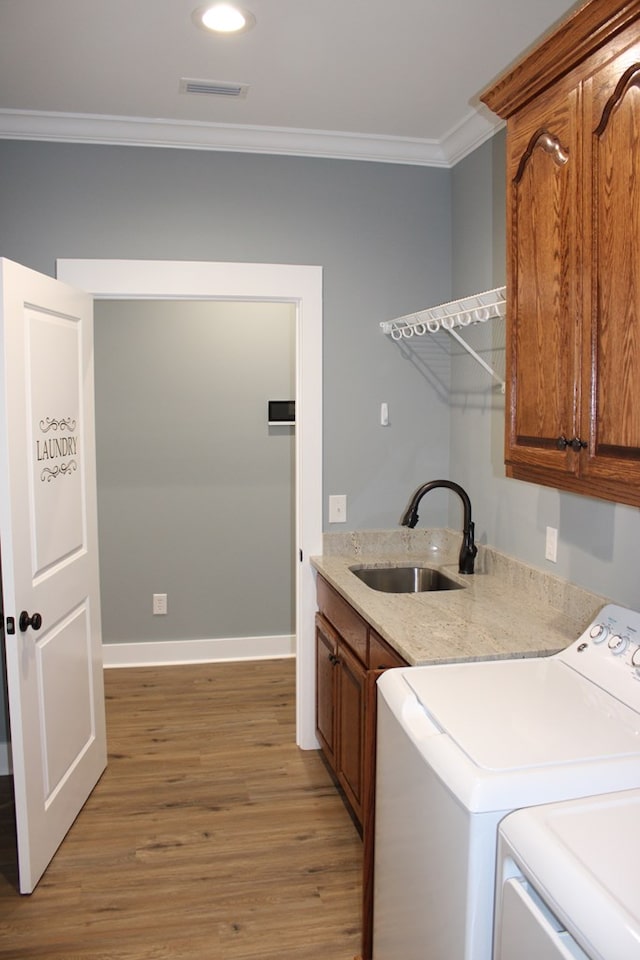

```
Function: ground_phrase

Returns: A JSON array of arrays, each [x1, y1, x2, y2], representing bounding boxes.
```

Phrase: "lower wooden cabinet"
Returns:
[[315, 611, 368, 822], [336, 641, 366, 820], [315, 575, 407, 959], [315, 612, 338, 768]]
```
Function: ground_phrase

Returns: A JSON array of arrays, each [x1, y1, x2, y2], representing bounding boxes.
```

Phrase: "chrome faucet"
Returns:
[[400, 479, 478, 574]]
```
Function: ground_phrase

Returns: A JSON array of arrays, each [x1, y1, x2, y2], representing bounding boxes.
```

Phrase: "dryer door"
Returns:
[[496, 877, 588, 960]]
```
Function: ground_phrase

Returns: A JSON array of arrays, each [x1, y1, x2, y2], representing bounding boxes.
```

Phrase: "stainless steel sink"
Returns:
[[349, 565, 465, 593]]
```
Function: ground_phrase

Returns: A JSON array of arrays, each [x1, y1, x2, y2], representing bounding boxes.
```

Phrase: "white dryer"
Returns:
[[495, 789, 640, 960], [372, 604, 640, 960]]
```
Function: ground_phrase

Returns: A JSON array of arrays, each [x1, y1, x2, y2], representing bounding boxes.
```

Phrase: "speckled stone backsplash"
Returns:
[[322, 528, 460, 560], [322, 528, 607, 624]]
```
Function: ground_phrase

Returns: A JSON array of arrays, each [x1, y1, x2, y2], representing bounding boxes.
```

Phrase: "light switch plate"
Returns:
[[545, 527, 558, 563], [329, 494, 347, 523]]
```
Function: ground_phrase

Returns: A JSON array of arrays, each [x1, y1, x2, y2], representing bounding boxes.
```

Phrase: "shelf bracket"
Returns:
[[446, 327, 505, 393]]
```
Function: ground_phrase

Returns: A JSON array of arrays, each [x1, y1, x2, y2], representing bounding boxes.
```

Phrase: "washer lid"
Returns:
[[403, 657, 640, 771], [500, 789, 640, 960]]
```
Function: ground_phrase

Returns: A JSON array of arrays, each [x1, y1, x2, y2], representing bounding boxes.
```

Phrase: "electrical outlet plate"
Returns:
[[153, 593, 168, 615]]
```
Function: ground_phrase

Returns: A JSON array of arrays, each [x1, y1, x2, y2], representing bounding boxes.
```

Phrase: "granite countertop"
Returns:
[[311, 529, 608, 666]]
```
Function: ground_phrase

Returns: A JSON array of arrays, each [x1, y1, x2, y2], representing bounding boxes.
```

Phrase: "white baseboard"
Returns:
[[102, 634, 296, 668], [0, 742, 12, 776]]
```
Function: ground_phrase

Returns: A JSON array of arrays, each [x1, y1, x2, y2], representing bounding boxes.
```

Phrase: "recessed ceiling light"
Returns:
[[192, 4, 255, 35]]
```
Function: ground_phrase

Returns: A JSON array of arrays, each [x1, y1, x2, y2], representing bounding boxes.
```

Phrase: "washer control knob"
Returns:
[[631, 646, 640, 668], [589, 623, 609, 644], [608, 634, 629, 655]]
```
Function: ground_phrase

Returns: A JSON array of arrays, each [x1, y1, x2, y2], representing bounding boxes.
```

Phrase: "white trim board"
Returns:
[[102, 634, 295, 668], [0, 108, 501, 168], [57, 259, 322, 750]]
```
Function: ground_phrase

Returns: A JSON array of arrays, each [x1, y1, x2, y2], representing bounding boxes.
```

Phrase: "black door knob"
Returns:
[[19, 611, 42, 632]]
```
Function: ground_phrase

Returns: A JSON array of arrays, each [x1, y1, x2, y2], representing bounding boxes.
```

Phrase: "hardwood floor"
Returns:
[[0, 659, 362, 960]]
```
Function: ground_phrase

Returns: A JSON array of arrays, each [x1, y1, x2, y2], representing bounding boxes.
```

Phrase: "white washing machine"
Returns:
[[372, 604, 640, 960], [495, 789, 640, 960]]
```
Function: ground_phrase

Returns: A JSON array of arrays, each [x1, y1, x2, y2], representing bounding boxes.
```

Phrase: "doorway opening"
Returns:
[[93, 298, 297, 660], [57, 260, 323, 750]]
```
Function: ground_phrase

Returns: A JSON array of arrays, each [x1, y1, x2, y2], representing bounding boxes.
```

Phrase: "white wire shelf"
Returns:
[[381, 285, 506, 391], [380, 285, 506, 338]]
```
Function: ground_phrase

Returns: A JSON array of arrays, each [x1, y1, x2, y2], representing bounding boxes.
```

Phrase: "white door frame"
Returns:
[[57, 259, 322, 750]]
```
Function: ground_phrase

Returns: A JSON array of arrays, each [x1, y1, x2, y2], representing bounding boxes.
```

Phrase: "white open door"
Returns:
[[0, 257, 106, 893]]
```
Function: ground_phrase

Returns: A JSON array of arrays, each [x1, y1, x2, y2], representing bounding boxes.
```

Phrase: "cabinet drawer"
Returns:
[[317, 576, 368, 663], [369, 630, 407, 670]]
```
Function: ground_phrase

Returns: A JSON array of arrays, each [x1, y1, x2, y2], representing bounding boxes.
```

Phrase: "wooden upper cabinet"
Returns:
[[482, 0, 640, 506], [582, 50, 640, 486], [507, 82, 581, 475]]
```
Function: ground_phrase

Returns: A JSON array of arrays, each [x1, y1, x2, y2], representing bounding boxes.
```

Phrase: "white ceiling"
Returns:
[[0, 0, 581, 167]]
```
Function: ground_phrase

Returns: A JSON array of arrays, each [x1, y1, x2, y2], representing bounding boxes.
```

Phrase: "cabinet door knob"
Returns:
[[328, 653, 339, 665], [557, 435, 587, 451]]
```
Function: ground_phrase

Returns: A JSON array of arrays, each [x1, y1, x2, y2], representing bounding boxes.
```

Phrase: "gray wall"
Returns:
[[449, 130, 640, 608], [0, 139, 453, 650], [0, 141, 452, 533], [94, 299, 295, 643]]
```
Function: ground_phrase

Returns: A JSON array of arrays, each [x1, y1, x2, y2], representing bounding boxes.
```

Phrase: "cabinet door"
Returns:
[[506, 80, 582, 475], [336, 642, 366, 824], [580, 40, 640, 492], [315, 613, 338, 767]]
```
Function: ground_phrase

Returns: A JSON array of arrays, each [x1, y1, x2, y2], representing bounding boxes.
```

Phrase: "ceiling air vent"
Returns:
[[179, 78, 249, 99]]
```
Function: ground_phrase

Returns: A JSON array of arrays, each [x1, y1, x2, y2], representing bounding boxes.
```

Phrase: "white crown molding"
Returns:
[[0, 107, 502, 167], [441, 108, 505, 166]]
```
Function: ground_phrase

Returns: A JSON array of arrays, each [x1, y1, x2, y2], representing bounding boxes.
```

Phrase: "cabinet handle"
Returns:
[[537, 132, 569, 166], [557, 435, 587, 452], [328, 653, 340, 665]]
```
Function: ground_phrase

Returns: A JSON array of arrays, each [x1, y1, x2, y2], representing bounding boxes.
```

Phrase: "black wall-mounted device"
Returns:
[[268, 400, 295, 424]]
